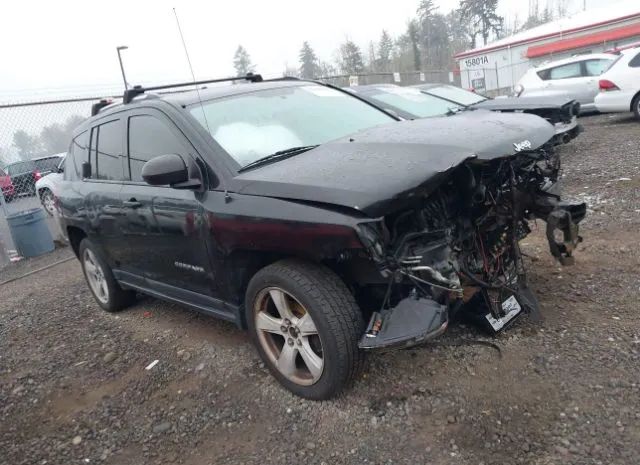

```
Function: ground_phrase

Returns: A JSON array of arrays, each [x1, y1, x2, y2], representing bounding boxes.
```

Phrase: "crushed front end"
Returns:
[[357, 146, 586, 350]]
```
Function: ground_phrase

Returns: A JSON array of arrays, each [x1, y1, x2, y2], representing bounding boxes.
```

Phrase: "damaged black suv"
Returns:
[[58, 76, 585, 400]]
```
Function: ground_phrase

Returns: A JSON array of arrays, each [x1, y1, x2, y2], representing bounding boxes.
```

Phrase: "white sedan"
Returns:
[[516, 53, 617, 113], [35, 156, 65, 215], [594, 46, 640, 120]]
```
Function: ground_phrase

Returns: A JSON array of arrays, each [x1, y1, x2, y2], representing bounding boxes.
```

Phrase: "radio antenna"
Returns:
[[173, 7, 211, 134]]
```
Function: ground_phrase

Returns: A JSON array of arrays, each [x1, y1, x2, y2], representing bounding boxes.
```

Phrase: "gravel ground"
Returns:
[[1, 113, 639, 465]]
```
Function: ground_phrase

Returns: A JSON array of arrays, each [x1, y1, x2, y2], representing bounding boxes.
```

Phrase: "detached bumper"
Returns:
[[359, 297, 448, 351]]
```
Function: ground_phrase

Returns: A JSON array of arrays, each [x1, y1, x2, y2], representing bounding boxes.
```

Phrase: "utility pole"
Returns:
[[116, 46, 129, 90]]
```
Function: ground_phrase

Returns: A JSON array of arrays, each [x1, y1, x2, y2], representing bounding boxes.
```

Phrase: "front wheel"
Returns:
[[39, 189, 55, 216], [633, 95, 640, 121], [246, 259, 365, 400]]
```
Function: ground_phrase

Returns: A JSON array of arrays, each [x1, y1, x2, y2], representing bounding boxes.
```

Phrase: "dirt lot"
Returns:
[[1, 113, 639, 465]]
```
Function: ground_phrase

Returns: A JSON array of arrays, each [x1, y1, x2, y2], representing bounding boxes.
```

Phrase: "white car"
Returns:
[[516, 53, 617, 112], [35, 155, 65, 215], [594, 46, 640, 120]]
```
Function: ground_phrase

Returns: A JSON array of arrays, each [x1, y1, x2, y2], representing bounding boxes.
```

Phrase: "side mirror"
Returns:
[[141, 154, 201, 189], [81, 162, 91, 179]]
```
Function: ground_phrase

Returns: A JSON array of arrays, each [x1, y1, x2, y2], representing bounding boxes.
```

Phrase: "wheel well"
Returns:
[[67, 226, 86, 258], [233, 251, 373, 329]]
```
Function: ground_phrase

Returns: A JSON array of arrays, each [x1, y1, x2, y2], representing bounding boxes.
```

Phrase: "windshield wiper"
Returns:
[[237, 145, 319, 173]]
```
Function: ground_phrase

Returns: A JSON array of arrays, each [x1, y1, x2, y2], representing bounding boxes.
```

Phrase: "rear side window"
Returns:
[[548, 62, 582, 80], [629, 51, 640, 68], [584, 59, 613, 76], [7, 161, 35, 175], [91, 120, 124, 181], [71, 131, 89, 178], [127, 115, 186, 182]]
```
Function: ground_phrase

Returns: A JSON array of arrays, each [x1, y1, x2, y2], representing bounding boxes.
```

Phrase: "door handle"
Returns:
[[123, 199, 142, 209]]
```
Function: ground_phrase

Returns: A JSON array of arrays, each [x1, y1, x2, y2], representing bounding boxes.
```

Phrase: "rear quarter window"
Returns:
[[629, 51, 640, 68], [70, 131, 89, 178]]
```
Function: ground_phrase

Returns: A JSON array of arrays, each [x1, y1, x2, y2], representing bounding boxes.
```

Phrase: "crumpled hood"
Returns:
[[231, 110, 555, 217]]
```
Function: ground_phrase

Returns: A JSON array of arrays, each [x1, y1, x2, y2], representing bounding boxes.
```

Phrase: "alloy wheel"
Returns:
[[83, 249, 109, 304], [254, 287, 324, 386], [42, 191, 55, 215]]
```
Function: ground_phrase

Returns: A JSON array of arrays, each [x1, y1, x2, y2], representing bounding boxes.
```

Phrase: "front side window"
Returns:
[[584, 59, 614, 76], [422, 85, 487, 106], [189, 84, 394, 167], [548, 62, 582, 80], [128, 115, 186, 182], [369, 87, 461, 117], [93, 120, 123, 180]]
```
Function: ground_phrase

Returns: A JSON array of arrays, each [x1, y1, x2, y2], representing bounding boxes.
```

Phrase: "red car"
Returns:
[[0, 167, 15, 202]]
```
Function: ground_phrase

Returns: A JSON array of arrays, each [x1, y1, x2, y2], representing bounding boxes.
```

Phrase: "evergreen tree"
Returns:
[[12, 130, 42, 159], [377, 30, 394, 72], [233, 45, 255, 76], [458, 0, 503, 47], [339, 40, 365, 75], [298, 41, 320, 79], [407, 20, 422, 71]]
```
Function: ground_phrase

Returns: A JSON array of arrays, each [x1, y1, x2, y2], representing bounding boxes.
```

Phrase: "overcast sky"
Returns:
[[0, 0, 630, 100]]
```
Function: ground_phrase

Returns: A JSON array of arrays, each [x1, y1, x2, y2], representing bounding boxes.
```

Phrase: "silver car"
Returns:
[[516, 53, 616, 112]]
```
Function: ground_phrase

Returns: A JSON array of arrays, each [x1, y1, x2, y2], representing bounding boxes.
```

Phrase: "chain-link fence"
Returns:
[[0, 96, 117, 266]]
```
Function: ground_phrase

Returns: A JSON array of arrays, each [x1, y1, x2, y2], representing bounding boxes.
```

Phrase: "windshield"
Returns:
[[369, 87, 461, 118], [190, 84, 394, 167], [423, 85, 487, 106]]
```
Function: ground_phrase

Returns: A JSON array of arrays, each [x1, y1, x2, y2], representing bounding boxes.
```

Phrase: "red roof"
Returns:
[[455, 12, 640, 59], [526, 22, 640, 57]]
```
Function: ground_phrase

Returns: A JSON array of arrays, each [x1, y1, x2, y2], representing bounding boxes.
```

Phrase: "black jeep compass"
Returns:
[[58, 76, 585, 400]]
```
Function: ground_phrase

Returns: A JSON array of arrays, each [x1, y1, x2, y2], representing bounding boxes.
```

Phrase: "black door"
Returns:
[[83, 118, 127, 267], [119, 110, 216, 301]]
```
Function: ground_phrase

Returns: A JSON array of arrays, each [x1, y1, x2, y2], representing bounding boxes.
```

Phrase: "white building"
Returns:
[[455, 4, 640, 94]]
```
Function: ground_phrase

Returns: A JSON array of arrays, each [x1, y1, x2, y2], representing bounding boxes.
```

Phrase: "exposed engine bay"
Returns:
[[357, 146, 586, 350]]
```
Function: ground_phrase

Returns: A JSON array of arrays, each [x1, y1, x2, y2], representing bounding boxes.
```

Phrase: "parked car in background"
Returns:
[[595, 46, 640, 120], [348, 83, 581, 145], [515, 53, 617, 112], [0, 167, 16, 202], [35, 156, 65, 215], [4, 154, 64, 197], [58, 76, 585, 399]]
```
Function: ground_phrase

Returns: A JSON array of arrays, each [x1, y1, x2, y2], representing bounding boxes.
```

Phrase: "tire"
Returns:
[[246, 259, 365, 400], [633, 94, 640, 121], [39, 189, 55, 216], [79, 238, 136, 312]]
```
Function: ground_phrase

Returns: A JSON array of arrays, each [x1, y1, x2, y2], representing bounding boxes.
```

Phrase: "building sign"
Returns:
[[393, 72, 401, 83], [349, 75, 359, 86], [469, 69, 486, 92], [464, 55, 489, 68]]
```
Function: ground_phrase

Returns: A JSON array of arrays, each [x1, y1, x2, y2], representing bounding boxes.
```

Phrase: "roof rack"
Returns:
[[122, 73, 263, 104]]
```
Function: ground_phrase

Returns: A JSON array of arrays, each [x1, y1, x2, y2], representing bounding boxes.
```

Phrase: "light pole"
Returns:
[[116, 46, 129, 90]]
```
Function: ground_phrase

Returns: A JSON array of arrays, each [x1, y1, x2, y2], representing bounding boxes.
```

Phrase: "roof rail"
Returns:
[[122, 73, 263, 104]]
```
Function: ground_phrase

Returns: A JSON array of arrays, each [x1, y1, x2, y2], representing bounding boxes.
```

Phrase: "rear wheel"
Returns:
[[246, 259, 364, 400], [79, 238, 136, 312], [39, 189, 55, 216], [633, 94, 640, 121]]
